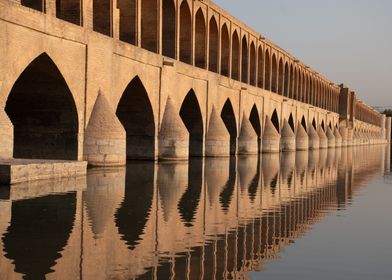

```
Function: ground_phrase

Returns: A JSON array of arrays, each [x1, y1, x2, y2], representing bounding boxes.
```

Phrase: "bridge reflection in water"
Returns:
[[0, 146, 390, 279]]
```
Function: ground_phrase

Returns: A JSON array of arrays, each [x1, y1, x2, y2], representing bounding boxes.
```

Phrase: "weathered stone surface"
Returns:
[[238, 113, 258, 155], [205, 107, 230, 157], [308, 125, 320, 150], [158, 97, 189, 160], [296, 121, 309, 151], [280, 120, 295, 152], [84, 93, 126, 166], [262, 117, 280, 153]]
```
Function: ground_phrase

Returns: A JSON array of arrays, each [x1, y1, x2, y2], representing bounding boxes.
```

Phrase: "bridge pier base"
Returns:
[[205, 107, 230, 157], [318, 128, 328, 149], [296, 121, 309, 151], [262, 117, 280, 153], [334, 127, 342, 147], [339, 127, 348, 147], [83, 94, 126, 167], [158, 97, 189, 161], [308, 125, 320, 150], [238, 114, 258, 155], [280, 120, 296, 152], [0, 110, 13, 159], [326, 127, 336, 148]]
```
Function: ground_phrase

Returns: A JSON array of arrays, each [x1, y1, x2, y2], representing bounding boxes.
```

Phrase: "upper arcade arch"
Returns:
[[162, 0, 176, 58], [180, 1, 192, 64], [141, 0, 158, 53], [231, 30, 240, 81], [241, 36, 249, 84], [208, 16, 219, 73], [221, 99, 238, 155], [195, 9, 207, 69], [220, 23, 230, 77]]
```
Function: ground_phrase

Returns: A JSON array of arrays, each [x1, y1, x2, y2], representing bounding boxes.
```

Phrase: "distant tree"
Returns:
[[382, 109, 392, 117]]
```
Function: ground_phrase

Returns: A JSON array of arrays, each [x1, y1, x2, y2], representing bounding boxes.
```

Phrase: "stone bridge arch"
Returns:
[[5, 53, 79, 160], [221, 98, 238, 154]]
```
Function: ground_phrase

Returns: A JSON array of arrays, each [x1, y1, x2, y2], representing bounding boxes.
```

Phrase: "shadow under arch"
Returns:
[[115, 162, 155, 250], [162, 0, 176, 58], [116, 76, 155, 160], [180, 89, 204, 157], [312, 118, 317, 129], [249, 104, 262, 152], [271, 109, 280, 133], [301, 116, 307, 132], [321, 120, 325, 132], [5, 53, 79, 160], [179, 1, 192, 64], [288, 113, 295, 132], [221, 99, 238, 155], [3, 193, 76, 280]]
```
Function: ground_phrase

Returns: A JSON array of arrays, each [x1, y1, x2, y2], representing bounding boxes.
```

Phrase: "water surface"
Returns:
[[0, 146, 391, 279]]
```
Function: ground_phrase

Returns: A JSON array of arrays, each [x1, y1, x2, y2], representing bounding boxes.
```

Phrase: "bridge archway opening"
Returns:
[[257, 46, 264, 88], [141, 0, 158, 52], [241, 36, 248, 83], [180, 90, 204, 157], [21, 0, 44, 12], [116, 76, 155, 160], [265, 50, 271, 90], [162, 0, 176, 58], [208, 16, 219, 73], [321, 120, 325, 132], [249, 42, 256, 86], [231, 31, 240, 81], [56, 0, 81, 25], [288, 114, 295, 132], [271, 54, 278, 93], [195, 9, 206, 69], [271, 110, 280, 133], [93, 0, 112, 36], [312, 118, 317, 129], [301, 116, 307, 132], [5, 53, 79, 160], [220, 24, 230, 77], [329, 122, 332, 129], [284, 62, 289, 97], [180, 1, 192, 64], [249, 105, 261, 152], [221, 99, 237, 155]]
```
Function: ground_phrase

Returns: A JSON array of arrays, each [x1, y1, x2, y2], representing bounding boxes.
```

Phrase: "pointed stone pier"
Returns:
[[318, 128, 328, 149], [238, 113, 258, 155], [262, 117, 280, 153], [308, 125, 320, 150], [334, 127, 342, 147], [296, 121, 309, 151], [326, 127, 335, 148], [280, 120, 296, 152], [205, 107, 230, 157]]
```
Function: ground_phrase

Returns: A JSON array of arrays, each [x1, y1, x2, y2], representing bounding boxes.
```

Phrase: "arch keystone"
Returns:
[[84, 92, 126, 166]]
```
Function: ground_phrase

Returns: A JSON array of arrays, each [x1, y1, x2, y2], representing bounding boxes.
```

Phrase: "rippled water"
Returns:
[[0, 146, 391, 280]]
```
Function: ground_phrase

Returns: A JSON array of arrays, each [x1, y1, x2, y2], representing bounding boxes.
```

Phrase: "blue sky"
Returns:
[[213, 0, 392, 108]]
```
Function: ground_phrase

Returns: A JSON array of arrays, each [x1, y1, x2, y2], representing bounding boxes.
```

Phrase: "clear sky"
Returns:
[[213, 0, 392, 108]]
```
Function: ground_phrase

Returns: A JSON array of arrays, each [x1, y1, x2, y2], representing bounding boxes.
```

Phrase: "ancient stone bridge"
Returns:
[[0, 0, 390, 166]]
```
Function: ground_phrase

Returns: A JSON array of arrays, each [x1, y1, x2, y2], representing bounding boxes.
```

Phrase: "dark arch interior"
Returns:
[[93, 0, 112, 36], [257, 47, 264, 88], [115, 162, 154, 250], [56, 0, 81, 25], [21, 0, 44, 12], [301, 116, 307, 132], [249, 105, 261, 152], [278, 59, 284, 94], [179, 1, 192, 64], [220, 24, 230, 77], [231, 31, 240, 81], [5, 53, 79, 160], [178, 158, 203, 227], [116, 77, 155, 160], [209, 17, 219, 73], [221, 100, 238, 155], [162, 0, 176, 58], [117, 0, 137, 44], [284, 63, 289, 97], [3, 193, 76, 280], [321, 121, 325, 132], [271, 110, 280, 133], [241, 37, 248, 83], [180, 90, 204, 157], [141, 0, 158, 52], [288, 114, 295, 132], [249, 43, 256, 86], [195, 10, 206, 68], [329, 122, 332, 129], [312, 119, 317, 129], [271, 55, 278, 93]]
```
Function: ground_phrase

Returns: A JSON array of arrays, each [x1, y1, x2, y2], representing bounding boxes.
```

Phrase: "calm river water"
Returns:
[[0, 146, 391, 280]]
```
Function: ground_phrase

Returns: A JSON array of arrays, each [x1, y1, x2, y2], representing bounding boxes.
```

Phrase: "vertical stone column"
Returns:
[[83, 0, 93, 30], [45, 0, 56, 17], [0, 110, 13, 159], [386, 117, 391, 143]]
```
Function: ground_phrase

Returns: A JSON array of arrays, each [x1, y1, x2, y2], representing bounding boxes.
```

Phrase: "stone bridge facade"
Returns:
[[0, 0, 390, 166]]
